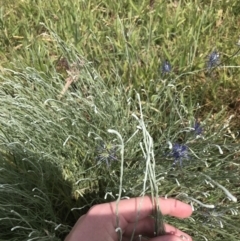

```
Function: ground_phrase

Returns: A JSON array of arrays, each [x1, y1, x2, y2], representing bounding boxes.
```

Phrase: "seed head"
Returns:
[[96, 141, 118, 166], [199, 207, 227, 228]]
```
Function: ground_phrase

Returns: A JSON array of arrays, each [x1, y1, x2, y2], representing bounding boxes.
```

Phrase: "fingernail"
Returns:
[[180, 235, 189, 240]]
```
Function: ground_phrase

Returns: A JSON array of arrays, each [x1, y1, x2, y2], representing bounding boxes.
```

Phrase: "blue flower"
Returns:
[[193, 122, 203, 135], [207, 50, 220, 70], [171, 143, 189, 166], [161, 60, 171, 75], [96, 141, 118, 166]]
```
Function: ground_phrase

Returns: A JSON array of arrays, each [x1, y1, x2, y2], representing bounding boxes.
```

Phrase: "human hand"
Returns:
[[65, 196, 193, 241]]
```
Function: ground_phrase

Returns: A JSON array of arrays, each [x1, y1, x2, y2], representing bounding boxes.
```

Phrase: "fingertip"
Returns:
[[159, 198, 193, 218]]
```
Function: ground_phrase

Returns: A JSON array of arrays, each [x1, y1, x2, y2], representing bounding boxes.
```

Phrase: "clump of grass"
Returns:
[[1, 30, 240, 240], [0, 30, 142, 239]]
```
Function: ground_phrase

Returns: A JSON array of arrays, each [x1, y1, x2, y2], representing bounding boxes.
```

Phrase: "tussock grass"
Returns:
[[0, 1, 240, 241]]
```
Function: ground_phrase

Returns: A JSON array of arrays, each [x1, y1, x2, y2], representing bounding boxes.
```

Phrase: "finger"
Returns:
[[124, 233, 190, 241], [64, 215, 86, 241], [124, 217, 191, 241], [78, 214, 86, 222], [149, 234, 190, 241], [109, 196, 192, 223], [159, 198, 193, 218], [122, 235, 181, 241], [164, 223, 192, 241], [123, 215, 155, 236]]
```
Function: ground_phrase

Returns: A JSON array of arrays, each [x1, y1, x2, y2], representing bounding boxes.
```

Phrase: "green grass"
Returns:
[[0, 0, 240, 240]]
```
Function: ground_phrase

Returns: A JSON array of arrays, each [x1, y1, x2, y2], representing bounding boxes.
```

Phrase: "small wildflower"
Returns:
[[161, 60, 171, 75], [207, 50, 220, 70], [171, 143, 189, 166], [96, 141, 118, 166], [199, 207, 226, 228], [193, 122, 203, 135]]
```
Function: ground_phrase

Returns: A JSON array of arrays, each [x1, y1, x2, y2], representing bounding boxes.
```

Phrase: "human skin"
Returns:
[[65, 196, 193, 241]]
